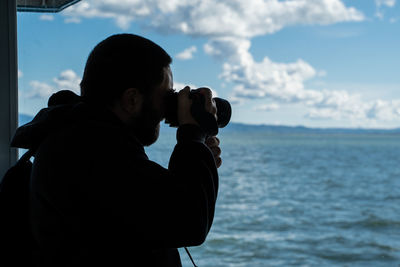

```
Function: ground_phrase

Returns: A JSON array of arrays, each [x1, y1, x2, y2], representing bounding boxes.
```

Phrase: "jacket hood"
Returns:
[[12, 104, 79, 149], [11, 90, 84, 149]]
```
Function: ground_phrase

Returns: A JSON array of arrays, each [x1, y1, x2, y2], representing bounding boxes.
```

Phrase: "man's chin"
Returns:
[[140, 123, 160, 147]]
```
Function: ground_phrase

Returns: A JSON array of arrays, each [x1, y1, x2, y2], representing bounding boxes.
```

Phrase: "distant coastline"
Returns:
[[222, 122, 400, 134], [19, 113, 400, 134]]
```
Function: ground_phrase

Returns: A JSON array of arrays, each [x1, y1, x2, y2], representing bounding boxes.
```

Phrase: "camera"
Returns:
[[164, 89, 232, 136]]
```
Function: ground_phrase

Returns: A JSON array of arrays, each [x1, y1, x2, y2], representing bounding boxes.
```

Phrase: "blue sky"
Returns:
[[17, 0, 400, 128]]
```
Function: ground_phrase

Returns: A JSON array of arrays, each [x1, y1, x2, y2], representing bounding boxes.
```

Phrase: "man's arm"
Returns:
[[166, 124, 219, 245], [89, 87, 220, 248], [99, 125, 218, 249]]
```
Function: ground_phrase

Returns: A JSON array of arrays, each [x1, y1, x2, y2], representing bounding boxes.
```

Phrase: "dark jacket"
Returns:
[[12, 101, 219, 266]]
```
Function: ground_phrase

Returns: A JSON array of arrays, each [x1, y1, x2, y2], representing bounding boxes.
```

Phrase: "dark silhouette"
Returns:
[[11, 34, 221, 266], [0, 149, 36, 267]]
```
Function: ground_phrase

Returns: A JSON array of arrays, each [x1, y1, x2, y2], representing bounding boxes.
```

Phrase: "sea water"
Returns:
[[146, 128, 400, 267]]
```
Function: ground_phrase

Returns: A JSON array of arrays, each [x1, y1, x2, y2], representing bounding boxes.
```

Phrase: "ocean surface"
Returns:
[[146, 125, 400, 267]]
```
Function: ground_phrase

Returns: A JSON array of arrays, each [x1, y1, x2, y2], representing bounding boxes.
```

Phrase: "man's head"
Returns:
[[81, 34, 172, 104], [80, 34, 173, 146]]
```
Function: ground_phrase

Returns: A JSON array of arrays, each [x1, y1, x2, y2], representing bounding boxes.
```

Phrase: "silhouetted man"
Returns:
[[12, 34, 221, 266]]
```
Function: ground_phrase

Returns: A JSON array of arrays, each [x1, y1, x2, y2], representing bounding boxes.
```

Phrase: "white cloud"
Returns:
[[376, 0, 396, 7], [173, 81, 218, 98], [61, 0, 364, 103], [173, 82, 195, 91], [39, 14, 54, 21], [365, 99, 400, 120], [197, 17, 399, 125], [375, 0, 396, 19], [254, 103, 280, 111], [65, 17, 81, 24], [376, 10, 384, 19], [25, 70, 81, 99], [63, 0, 364, 37], [58, 1, 400, 125], [27, 81, 55, 99], [175, 46, 197, 60], [305, 108, 341, 120], [18, 70, 23, 78], [304, 94, 400, 122], [53, 70, 81, 93], [214, 38, 317, 103], [317, 70, 327, 77], [62, 0, 149, 29], [210, 37, 400, 123]]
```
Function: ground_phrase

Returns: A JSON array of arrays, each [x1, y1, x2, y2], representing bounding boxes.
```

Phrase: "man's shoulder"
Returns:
[[33, 103, 148, 174]]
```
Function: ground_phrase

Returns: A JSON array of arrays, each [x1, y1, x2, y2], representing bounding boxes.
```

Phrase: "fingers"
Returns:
[[205, 136, 220, 146], [177, 86, 191, 106], [205, 136, 222, 168], [215, 157, 222, 168], [197, 87, 217, 119], [177, 86, 198, 126], [177, 86, 217, 125], [209, 146, 220, 159]]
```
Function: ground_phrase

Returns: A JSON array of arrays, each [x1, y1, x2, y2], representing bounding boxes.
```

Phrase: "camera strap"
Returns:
[[184, 247, 198, 267]]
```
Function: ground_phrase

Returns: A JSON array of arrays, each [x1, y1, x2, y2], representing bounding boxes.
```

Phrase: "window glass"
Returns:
[[18, 1, 400, 265]]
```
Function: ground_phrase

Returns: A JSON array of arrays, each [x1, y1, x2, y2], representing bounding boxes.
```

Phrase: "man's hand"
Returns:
[[177, 86, 217, 126], [206, 136, 222, 168], [178, 86, 222, 167], [177, 86, 198, 126]]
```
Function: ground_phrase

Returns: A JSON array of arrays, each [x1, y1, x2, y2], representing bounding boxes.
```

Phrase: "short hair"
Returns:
[[80, 34, 172, 105]]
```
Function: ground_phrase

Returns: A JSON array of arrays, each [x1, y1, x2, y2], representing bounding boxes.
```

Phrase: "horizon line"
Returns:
[[18, 113, 400, 131]]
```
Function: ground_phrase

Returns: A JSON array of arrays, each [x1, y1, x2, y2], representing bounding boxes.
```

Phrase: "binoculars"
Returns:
[[164, 89, 232, 136]]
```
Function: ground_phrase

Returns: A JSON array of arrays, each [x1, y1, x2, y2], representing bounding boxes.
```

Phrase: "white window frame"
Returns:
[[0, 0, 18, 179]]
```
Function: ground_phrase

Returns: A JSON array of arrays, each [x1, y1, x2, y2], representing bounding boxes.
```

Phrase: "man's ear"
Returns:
[[121, 88, 143, 115]]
